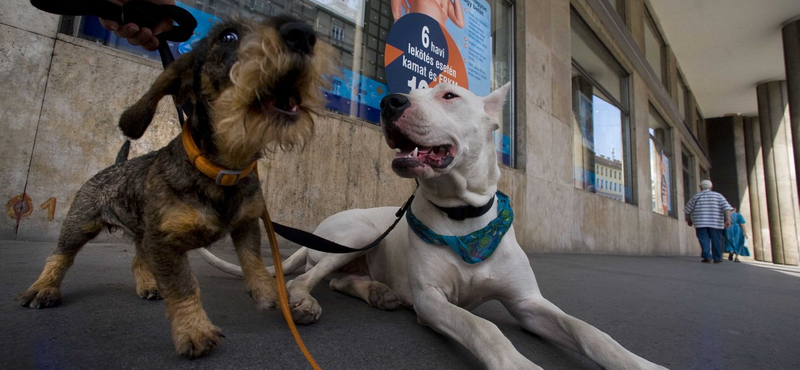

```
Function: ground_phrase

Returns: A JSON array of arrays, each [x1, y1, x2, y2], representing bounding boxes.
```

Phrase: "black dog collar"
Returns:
[[431, 196, 495, 221]]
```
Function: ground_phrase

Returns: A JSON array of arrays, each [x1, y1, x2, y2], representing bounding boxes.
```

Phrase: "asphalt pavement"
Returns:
[[1, 239, 798, 370]]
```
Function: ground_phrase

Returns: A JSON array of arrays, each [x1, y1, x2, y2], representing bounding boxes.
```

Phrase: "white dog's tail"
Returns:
[[268, 247, 309, 275], [196, 247, 309, 277]]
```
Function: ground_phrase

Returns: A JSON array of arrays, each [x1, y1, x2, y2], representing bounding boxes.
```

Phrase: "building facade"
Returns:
[[3, 0, 789, 259]]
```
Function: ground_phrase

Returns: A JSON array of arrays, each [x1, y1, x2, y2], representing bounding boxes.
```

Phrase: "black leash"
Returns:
[[272, 189, 416, 253]]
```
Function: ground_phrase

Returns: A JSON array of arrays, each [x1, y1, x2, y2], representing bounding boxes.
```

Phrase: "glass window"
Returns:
[[677, 76, 687, 122], [644, 8, 665, 85], [608, 0, 625, 22], [649, 104, 674, 217], [571, 9, 632, 204], [681, 145, 695, 206], [62, 0, 517, 167], [696, 109, 707, 152]]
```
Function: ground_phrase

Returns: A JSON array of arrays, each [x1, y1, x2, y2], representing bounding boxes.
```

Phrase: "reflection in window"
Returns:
[[571, 9, 632, 204], [649, 105, 674, 217], [63, 0, 517, 167]]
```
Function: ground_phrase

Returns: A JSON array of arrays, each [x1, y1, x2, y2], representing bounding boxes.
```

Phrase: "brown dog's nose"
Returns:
[[381, 94, 410, 123], [280, 21, 316, 54]]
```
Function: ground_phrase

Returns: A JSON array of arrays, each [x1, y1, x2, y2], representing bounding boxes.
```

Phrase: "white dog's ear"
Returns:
[[483, 83, 511, 124]]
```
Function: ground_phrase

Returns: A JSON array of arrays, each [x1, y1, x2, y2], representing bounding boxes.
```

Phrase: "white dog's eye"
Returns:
[[443, 92, 459, 100], [220, 30, 239, 43]]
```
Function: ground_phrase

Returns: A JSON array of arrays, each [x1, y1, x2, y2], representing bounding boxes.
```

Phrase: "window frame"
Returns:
[[570, 8, 634, 204]]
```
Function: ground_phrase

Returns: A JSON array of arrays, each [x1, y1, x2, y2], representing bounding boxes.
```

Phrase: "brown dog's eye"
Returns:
[[443, 92, 459, 100], [220, 30, 239, 43]]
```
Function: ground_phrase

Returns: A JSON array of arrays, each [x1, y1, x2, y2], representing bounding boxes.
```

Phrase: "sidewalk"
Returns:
[[1, 240, 798, 370]]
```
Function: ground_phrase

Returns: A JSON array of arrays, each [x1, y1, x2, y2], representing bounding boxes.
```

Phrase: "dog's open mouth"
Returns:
[[256, 94, 301, 119], [388, 134, 455, 170]]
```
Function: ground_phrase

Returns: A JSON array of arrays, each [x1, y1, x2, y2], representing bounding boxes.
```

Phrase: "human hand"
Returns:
[[724, 219, 731, 229], [98, 0, 176, 51]]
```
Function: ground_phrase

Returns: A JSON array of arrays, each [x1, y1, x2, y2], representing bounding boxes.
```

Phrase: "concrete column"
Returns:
[[756, 81, 800, 265], [732, 116, 754, 259], [743, 116, 772, 262], [784, 18, 800, 198]]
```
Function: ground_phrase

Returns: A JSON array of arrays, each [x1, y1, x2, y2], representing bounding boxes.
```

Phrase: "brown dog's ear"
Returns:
[[119, 52, 195, 139]]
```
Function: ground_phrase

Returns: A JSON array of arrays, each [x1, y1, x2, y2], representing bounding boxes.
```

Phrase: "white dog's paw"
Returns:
[[369, 285, 400, 310], [289, 295, 321, 324]]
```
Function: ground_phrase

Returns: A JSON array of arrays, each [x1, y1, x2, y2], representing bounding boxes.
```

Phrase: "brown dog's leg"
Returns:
[[19, 210, 103, 308], [232, 219, 278, 310], [132, 243, 160, 300], [146, 244, 222, 358]]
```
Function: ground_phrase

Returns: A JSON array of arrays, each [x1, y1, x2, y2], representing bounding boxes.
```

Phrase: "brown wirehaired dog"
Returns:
[[18, 16, 334, 358]]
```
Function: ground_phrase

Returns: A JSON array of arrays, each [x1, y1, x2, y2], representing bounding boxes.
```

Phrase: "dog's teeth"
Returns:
[[412, 147, 418, 157]]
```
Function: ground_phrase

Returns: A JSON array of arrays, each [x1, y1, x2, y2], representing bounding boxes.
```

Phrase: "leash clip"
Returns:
[[396, 186, 418, 217]]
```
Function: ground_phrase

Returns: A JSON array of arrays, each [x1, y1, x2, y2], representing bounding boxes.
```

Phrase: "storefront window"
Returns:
[[649, 105, 674, 217], [63, 0, 516, 167], [571, 9, 632, 204]]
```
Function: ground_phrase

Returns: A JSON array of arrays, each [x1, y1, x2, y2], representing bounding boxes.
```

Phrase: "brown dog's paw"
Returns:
[[137, 287, 162, 300], [173, 322, 224, 358], [248, 282, 278, 310], [18, 287, 62, 309], [135, 278, 162, 300]]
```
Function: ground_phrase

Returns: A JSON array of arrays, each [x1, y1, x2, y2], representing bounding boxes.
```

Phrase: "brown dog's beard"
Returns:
[[209, 25, 336, 169]]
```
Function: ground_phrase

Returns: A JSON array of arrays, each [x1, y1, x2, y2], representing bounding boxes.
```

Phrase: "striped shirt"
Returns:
[[685, 190, 733, 229]]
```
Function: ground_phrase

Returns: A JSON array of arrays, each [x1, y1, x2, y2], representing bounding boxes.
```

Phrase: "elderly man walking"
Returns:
[[685, 180, 733, 263]]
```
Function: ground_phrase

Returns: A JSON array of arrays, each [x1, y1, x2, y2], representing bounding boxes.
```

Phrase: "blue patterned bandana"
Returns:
[[406, 191, 514, 264]]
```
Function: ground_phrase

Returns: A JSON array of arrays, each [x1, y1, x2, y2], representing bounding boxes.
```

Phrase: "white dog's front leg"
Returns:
[[503, 297, 668, 370], [414, 286, 542, 370]]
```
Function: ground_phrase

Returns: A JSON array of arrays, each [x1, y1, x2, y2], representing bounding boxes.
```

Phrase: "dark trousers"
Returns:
[[696, 227, 724, 261]]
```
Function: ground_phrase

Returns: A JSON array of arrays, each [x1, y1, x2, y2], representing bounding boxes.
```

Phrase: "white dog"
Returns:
[[279, 83, 667, 370]]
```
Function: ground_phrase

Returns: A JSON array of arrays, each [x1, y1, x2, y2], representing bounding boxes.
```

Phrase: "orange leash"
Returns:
[[260, 195, 322, 370]]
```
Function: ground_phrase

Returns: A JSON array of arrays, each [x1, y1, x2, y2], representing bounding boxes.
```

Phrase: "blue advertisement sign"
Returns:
[[325, 69, 388, 124]]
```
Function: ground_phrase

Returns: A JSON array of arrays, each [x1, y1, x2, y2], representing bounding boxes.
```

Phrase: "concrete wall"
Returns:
[[0, 0, 709, 256]]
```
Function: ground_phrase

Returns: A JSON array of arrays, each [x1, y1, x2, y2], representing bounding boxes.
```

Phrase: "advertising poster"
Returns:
[[650, 144, 671, 214], [383, 0, 492, 96], [661, 153, 670, 214]]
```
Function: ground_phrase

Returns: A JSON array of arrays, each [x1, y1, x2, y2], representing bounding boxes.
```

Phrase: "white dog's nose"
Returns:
[[380, 93, 410, 124]]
